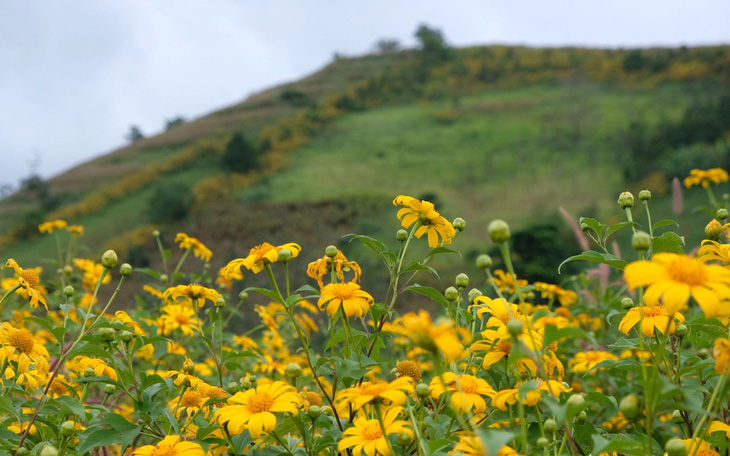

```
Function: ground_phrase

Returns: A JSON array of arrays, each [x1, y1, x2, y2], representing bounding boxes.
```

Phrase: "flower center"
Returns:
[[9, 329, 35, 354], [361, 422, 384, 441], [49, 379, 69, 395], [360, 383, 388, 397], [666, 257, 708, 286], [175, 313, 190, 325], [180, 390, 203, 408], [457, 377, 478, 394], [20, 270, 40, 288], [642, 306, 663, 318], [331, 283, 356, 300], [251, 243, 275, 260], [395, 360, 421, 382], [496, 341, 512, 354], [150, 446, 178, 456], [246, 392, 275, 413]]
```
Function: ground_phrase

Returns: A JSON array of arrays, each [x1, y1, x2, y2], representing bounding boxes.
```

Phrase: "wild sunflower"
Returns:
[[713, 338, 730, 374], [383, 310, 467, 362], [175, 233, 213, 262], [624, 252, 730, 317], [318, 281, 373, 317], [492, 380, 571, 411], [214, 380, 301, 438], [38, 219, 67, 233], [132, 435, 205, 456], [568, 351, 619, 374], [429, 372, 496, 414], [618, 305, 685, 337], [70, 356, 118, 381], [684, 168, 729, 188], [534, 282, 578, 306], [4, 259, 48, 310], [222, 242, 301, 277], [698, 240, 730, 264], [169, 390, 205, 419], [0, 322, 50, 372], [73, 258, 112, 291], [163, 284, 222, 308], [449, 434, 519, 456], [682, 438, 720, 456], [307, 250, 362, 287], [489, 269, 528, 295], [470, 330, 513, 370], [66, 224, 84, 236], [393, 195, 455, 248], [158, 304, 201, 337], [336, 377, 414, 411], [338, 406, 413, 456]]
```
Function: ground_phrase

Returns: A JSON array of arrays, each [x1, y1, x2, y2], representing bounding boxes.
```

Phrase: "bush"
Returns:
[[221, 133, 260, 173], [147, 182, 193, 223], [279, 89, 310, 107]]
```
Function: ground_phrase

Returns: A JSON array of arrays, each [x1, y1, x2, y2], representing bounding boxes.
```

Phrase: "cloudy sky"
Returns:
[[1, 0, 729, 190]]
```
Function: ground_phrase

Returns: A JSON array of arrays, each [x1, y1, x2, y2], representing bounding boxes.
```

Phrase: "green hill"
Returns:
[[2, 42, 730, 297]]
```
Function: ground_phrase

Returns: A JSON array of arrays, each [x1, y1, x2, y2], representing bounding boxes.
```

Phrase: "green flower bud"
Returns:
[[507, 319, 524, 337], [639, 189, 651, 201], [325, 245, 338, 257], [16, 448, 29, 456], [618, 191, 634, 209], [240, 379, 252, 390], [152, 230, 160, 237], [543, 418, 558, 433], [83, 368, 96, 378], [64, 285, 75, 297], [576, 410, 587, 424], [580, 222, 590, 232], [525, 291, 535, 302], [444, 286, 459, 301], [416, 383, 430, 397], [675, 324, 688, 337], [40, 446, 59, 456], [488, 219, 511, 243], [120, 331, 134, 342], [467, 288, 482, 303], [455, 273, 469, 288], [697, 348, 709, 358], [476, 254, 493, 270], [227, 382, 240, 394], [56, 267, 64, 275], [278, 249, 292, 263], [98, 327, 116, 342], [453, 217, 466, 232], [101, 250, 118, 269], [160, 274, 169, 283], [619, 394, 640, 420], [322, 405, 333, 416], [717, 208, 729, 221], [536, 437, 549, 449], [120, 263, 132, 276], [672, 409, 684, 424], [105, 384, 116, 395], [396, 229, 409, 241], [621, 297, 634, 309], [566, 394, 585, 415], [60, 421, 76, 437], [307, 405, 322, 418], [239, 291, 249, 301], [396, 432, 413, 446], [664, 438, 687, 456], [285, 363, 302, 378], [215, 297, 226, 308], [631, 231, 651, 251]]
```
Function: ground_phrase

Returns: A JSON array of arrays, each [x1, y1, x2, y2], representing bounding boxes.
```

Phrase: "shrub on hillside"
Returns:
[[147, 182, 193, 223], [221, 133, 260, 173]]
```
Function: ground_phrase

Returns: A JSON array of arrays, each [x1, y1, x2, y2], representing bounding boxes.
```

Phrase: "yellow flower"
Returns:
[[318, 282, 373, 317], [429, 372, 496, 414], [0, 322, 50, 372], [175, 233, 212, 262], [393, 195, 455, 248], [143, 285, 165, 299], [132, 435, 205, 456], [158, 304, 201, 337], [338, 406, 413, 456], [222, 242, 301, 277], [534, 282, 577, 306], [568, 351, 619, 374], [336, 377, 414, 412], [38, 219, 67, 233], [618, 305, 685, 337], [383, 310, 467, 362], [492, 380, 571, 411], [4, 259, 48, 310], [48, 374, 72, 397], [163, 284, 222, 308], [708, 420, 730, 438], [8, 421, 37, 435], [169, 390, 205, 419], [681, 438, 720, 456], [624, 253, 730, 317], [214, 381, 301, 438], [713, 338, 730, 374], [113, 310, 147, 336], [307, 250, 362, 287], [698, 239, 730, 264], [450, 434, 518, 456], [73, 258, 112, 291], [233, 334, 258, 351], [70, 356, 118, 381], [684, 168, 729, 188], [489, 269, 528, 295], [66, 224, 84, 236], [215, 266, 242, 290]]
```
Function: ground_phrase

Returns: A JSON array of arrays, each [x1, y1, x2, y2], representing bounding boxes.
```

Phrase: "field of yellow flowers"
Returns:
[[2, 169, 730, 456]]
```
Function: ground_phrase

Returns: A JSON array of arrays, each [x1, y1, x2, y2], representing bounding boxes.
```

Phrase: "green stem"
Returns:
[[643, 200, 654, 238], [0, 284, 21, 306], [171, 249, 191, 284], [155, 233, 169, 276]]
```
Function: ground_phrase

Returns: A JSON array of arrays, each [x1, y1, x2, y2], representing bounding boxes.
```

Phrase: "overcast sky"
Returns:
[[1, 0, 729, 190]]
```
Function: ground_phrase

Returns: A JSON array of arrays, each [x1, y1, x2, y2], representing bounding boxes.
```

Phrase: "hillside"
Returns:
[[2, 43, 730, 299]]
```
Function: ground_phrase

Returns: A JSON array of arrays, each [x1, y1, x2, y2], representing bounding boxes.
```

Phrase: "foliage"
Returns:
[[221, 133, 261, 174], [165, 116, 186, 130], [147, 182, 193, 223], [125, 125, 145, 143]]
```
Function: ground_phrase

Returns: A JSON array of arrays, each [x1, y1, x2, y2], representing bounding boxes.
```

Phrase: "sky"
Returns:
[[1, 0, 729, 190]]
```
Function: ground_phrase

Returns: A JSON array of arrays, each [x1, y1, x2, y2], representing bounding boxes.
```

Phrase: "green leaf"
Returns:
[[558, 250, 627, 273], [578, 217, 605, 236], [424, 246, 461, 260], [652, 219, 679, 231], [134, 267, 161, 279], [591, 434, 644, 456], [398, 260, 439, 278], [651, 231, 685, 254], [344, 234, 397, 266], [402, 285, 450, 308], [603, 221, 634, 243], [51, 396, 87, 418], [0, 397, 19, 421], [78, 414, 140, 454], [242, 287, 283, 303]]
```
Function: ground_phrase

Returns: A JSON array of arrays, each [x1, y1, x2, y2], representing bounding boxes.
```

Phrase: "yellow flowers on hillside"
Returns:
[[393, 195, 456, 248]]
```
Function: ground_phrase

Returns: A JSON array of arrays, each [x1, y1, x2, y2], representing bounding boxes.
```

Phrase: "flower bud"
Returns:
[[617, 191, 634, 209], [631, 231, 651, 251], [120, 331, 134, 343], [621, 297, 634, 309], [99, 328, 116, 342], [160, 274, 169, 283], [416, 383, 430, 397], [576, 410, 587, 424], [227, 382, 240, 394], [60, 421, 76, 437], [396, 432, 413, 446], [16, 448, 29, 456], [40, 446, 59, 456], [215, 297, 226, 308], [453, 217, 466, 232], [56, 268, 64, 275], [325, 245, 338, 257], [101, 250, 118, 269], [706, 219, 724, 241], [120, 263, 132, 276], [307, 405, 322, 418], [455, 273, 469, 288], [467, 288, 482, 303], [580, 222, 590, 232], [476, 254, 492, 270], [83, 368, 96, 378], [239, 291, 249, 301], [285, 363, 302, 378], [488, 219, 511, 243], [105, 384, 116, 395], [322, 405, 333, 416], [717, 208, 729, 221], [619, 394, 640, 420], [152, 230, 160, 237], [543, 418, 558, 433], [665, 439, 687, 456], [396, 229, 408, 241], [183, 358, 195, 374], [639, 189, 651, 201], [507, 319, 524, 337], [566, 394, 585, 415], [675, 324, 688, 337], [697, 348, 709, 358], [672, 409, 683, 424], [536, 437, 549, 449], [444, 287, 459, 301], [525, 291, 535, 302], [240, 379, 252, 390], [64, 285, 75, 297], [278, 249, 292, 263]]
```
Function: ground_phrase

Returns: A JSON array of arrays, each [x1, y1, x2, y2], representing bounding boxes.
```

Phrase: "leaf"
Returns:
[[591, 434, 644, 456], [398, 260, 439, 278], [651, 231, 685, 254], [78, 414, 140, 454], [424, 246, 461, 261], [242, 287, 283, 303], [603, 221, 634, 243], [578, 217, 605, 236], [652, 219, 679, 231], [558, 250, 627, 273], [134, 267, 161, 279], [401, 285, 450, 308], [0, 397, 19, 421], [51, 396, 87, 418], [344, 234, 397, 266]]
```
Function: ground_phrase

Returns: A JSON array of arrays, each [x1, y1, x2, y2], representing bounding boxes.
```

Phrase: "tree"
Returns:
[[126, 125, 145, 143], [374, 39, 400, 54], [414, 24, 452, 66], [165, 116, 186, 130], [147, 182, 192, 223], [221, 133, 260, 173]]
